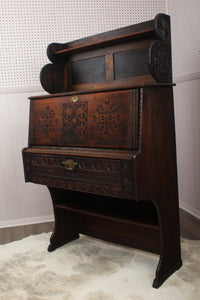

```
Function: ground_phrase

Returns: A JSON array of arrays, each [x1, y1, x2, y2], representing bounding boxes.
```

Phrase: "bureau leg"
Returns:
[[47, 187, 79, 252], [153, 198, 182, 288]]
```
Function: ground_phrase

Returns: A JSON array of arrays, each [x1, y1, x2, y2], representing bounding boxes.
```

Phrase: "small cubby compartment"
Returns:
[[54, 191, 161, 254], [55, 192, 158, 226]]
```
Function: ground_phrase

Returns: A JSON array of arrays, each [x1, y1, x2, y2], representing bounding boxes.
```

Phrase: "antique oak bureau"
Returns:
[[22, 14, 182, 288]]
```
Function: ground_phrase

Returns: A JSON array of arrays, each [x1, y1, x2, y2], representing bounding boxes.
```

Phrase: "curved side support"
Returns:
[[47, 187, 79, 252], [152, 198, 182, 288], [47, 43, 66, 63], [40, 63, 67, 94]]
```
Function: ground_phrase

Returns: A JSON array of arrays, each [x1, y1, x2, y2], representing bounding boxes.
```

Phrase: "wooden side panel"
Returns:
[[29, 89, 139, 149], [134, 86, 182, 288]]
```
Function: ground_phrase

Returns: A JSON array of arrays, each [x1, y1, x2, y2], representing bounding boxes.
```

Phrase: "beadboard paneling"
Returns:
[[0, 92, 53, 228]]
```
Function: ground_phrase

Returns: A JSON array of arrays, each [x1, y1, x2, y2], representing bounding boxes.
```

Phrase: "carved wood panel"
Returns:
[[62, 101, 88, 143], [29, 89, 139, 149], [23, 152, 135, 200], [38, 105, 59, 137]]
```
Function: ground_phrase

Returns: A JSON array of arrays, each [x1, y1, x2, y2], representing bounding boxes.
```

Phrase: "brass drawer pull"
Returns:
[[62, 159, 78, 171], [71, 95, 79, 103]]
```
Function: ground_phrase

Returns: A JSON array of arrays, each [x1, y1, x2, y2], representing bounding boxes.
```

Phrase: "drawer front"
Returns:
[[29, 89, 139, 149], [23, 152, 135, 199]]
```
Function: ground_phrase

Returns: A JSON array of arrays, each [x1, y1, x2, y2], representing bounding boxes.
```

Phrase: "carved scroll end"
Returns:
[[148, 14, 172, 83], [154, 13, 171, 41], [47, 43, 65, 62], [40, 63, 67, 94], [148, 40, 172, 83]]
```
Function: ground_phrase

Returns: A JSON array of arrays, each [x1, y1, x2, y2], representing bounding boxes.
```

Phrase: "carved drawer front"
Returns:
[[29, 89, 139, 149], [23, 153, 135, 199]]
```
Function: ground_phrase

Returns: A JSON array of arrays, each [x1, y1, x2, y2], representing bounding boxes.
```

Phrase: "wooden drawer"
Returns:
[[23, 151, 135, 199], [29, 89, 139, 149]]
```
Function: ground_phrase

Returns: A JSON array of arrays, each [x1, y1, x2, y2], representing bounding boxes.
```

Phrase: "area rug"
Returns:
[[0, 233, 199, 300]]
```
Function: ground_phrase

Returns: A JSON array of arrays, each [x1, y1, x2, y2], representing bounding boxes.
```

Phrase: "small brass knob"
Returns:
[[71, 95, 79, 103], [62, 159, 78, 171]]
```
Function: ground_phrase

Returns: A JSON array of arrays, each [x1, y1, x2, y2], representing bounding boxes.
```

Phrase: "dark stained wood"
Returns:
[[40, 14, 172, 94], [71, 76, 157, 92], [0, 209, 199, 245], [135, 86, 182, 288], [47, 20, 155, 60], [28, 90, 139, 149], [40, 63, 67, 94], [71, 56, 106, 85], [23, 146, 137, 160], [69, 37, 155, 62], [53, 29, 154, 56], [114, 47, 150, 79], [105, 54, 114, 81], [22, 13, 182, 289]]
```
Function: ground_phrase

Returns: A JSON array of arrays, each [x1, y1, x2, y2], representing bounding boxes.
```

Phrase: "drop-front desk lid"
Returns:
[[28, 89, 141, 150]]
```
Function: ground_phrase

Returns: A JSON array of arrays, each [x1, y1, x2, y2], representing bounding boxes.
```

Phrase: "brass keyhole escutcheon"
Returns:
[[71, 95, 79, 103], [62, 159, 78, 171]]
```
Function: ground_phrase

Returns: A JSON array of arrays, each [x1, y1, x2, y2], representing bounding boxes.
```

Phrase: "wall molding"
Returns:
[[0, 214, 54, 229], [1, 70, 200, 94], [0, 85, 44, 95], [180, 203, 200, 221], [174, 70, 200, 84]]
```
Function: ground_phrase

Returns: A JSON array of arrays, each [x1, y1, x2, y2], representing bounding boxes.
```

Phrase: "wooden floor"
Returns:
[[179, 208, 200, 240], [0, 222, 54, 245], [0, 208, 199, 245]]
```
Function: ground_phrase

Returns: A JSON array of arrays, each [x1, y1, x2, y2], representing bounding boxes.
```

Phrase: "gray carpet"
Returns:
[[0, 233, 199, 299]]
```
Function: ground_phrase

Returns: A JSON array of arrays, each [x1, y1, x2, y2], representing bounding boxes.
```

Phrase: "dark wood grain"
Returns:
[[28, 90, 139, 149], [71, 56, 106, 84], [135, 86, 182, 288], [40, 14, 172, 94], [114, 47, 150, 79], [105, 54, 114, 81], [1, 208, 199, 245], [22, 13, 181, 289]]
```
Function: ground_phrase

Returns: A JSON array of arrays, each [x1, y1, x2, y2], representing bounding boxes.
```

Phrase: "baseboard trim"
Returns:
[[1, 205, 199, 228], [0, 215, 54, 229], [180, 203, 200, 221]]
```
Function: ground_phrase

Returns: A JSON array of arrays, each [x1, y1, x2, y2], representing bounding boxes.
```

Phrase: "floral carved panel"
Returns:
[[38, 105, 59, 137], [62, 101, 88, 144]]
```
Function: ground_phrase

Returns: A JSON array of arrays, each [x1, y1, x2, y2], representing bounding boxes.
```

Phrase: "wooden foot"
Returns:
[[153, 258, 182, 288], [47, 187, 80, 251], [48, 233, 79, 252], [153, 198, 182, 288]]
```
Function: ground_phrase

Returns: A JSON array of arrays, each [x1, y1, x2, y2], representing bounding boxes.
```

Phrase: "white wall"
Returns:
[[173, 80, 200, 219], [0, 91, 53, 227], [0, 0, 166, 92], [0, 0, 166, 227], [167, 0, 200, 219]]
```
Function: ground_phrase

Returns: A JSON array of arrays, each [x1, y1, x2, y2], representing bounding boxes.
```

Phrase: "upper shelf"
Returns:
[[54, 29, 154, 57], [40, 13, 173, 94]]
